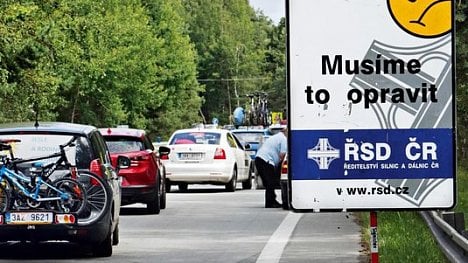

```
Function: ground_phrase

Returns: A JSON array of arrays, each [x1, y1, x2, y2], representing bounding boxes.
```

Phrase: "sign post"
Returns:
[[370, 211, 378, 262], [287, 0, 455, 211]]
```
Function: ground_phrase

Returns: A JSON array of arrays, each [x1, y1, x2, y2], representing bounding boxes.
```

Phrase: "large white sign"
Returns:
[[288, 0, 455, 210]]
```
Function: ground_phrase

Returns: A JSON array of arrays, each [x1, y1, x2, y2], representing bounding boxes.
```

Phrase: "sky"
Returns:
[[249, 0, 285, 24]]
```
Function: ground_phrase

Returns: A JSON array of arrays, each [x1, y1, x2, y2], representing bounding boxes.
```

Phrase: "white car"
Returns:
[[162, 127, 254, 192]]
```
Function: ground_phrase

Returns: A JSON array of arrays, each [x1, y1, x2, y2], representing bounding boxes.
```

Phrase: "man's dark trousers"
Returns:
[[255, 157, 278, 206]]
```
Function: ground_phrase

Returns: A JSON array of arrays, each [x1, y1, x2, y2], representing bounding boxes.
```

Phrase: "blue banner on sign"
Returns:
[[290, 129, 453, 180]]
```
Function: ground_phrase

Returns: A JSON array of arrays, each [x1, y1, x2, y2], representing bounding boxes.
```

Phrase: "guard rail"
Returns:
[[421, 211, 468, 263]]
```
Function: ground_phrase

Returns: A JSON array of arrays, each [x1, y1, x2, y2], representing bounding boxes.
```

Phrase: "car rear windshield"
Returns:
[[169, 132, 221, 145], [0, 133, 93, 170], [104, 136, 145, 153]]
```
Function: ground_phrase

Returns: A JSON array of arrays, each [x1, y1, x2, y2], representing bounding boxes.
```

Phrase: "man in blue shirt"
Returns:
[[255, 127, 287, 208]]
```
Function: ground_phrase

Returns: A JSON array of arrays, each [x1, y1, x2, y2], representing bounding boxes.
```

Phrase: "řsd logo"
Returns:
[[307, 138, 340, 170]]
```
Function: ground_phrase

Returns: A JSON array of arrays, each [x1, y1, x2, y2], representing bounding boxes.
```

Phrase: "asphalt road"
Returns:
[[0, 184, 366, 262]]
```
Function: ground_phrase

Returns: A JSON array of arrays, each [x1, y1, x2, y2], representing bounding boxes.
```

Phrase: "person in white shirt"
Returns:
[[255, 127, 287, 208]]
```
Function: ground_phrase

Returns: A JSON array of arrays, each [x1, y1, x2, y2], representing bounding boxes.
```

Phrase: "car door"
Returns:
[[90, 131, 121, 218], [227, 133, 249, 180]]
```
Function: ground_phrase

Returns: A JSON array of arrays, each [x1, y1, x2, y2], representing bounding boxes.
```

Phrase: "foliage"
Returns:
[[454, 166, 468, 222], [0, 1, 60, 122], [141, 0, 203, 138], [0, 0, 206, 138], [456, 1, 468, 164], [183, 0, 284, 125], [357, 211, 448, 262]]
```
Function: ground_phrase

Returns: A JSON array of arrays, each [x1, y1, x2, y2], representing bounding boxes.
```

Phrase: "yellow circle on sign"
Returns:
[[387, 0, 452, 38]]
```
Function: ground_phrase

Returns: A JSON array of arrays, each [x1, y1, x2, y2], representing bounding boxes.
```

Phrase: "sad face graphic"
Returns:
[[388, 0, 452, 38]]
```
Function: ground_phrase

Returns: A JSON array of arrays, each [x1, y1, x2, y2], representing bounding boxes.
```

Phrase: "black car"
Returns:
[[0, 122, 127, 257]]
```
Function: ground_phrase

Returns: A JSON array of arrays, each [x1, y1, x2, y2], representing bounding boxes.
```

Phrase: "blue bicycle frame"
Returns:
[[0, 165, 71, 203]]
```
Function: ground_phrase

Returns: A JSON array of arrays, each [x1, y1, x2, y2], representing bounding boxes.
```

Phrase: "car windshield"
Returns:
[[232, 132, 265, 144], [104, 136, 144, 153], [169, 132, 221, 145]]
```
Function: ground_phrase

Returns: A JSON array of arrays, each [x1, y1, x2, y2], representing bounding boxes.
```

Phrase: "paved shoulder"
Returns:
[[280, 212, 365, 263]]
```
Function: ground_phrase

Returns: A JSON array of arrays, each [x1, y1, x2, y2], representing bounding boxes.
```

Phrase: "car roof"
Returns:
[[171, 128, 229, 135], [99, 127, 146, 138], [231, 129, 268, 133], [0, 122, 97, 136]]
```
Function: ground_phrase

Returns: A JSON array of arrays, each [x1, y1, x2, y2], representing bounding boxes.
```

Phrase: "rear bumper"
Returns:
[[0, 213, 111, 244], [165, 163, 232, 183], [121, 185, 157, 205]]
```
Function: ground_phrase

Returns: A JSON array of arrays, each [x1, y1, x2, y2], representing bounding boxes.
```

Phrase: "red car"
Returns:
[[100, 128, 170, 214]]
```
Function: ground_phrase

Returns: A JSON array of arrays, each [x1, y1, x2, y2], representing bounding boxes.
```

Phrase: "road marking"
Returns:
[[256, 212, 303, 263]]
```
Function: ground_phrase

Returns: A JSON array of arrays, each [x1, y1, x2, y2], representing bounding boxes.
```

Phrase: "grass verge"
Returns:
[[454, 166, 468, 224], [356, 165, 467, 262], [356, 211, 448, 262]]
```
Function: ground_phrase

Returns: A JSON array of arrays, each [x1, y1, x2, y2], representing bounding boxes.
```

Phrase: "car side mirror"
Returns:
[[158, 145, 171, 157], [244, 143, 251, 150], [117, 155, 131, 169]]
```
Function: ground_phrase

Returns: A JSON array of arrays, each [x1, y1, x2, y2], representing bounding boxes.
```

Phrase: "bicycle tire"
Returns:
[[65, 171, 112, 226], [47, 178, 87, 215], [0, 181, 10, 213]]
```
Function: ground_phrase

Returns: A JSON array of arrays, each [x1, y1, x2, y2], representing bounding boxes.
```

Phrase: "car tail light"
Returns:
[[130, 154, 150, 166], [214, 148, 226, 159], [55, 214, 76, 224], [281, 159, 288, 174], [160, 154, 168, 160], [90, 159, 103, 177]]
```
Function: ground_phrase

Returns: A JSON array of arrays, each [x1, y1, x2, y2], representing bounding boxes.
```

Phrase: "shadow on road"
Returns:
[[0, 241, 95, 259], [169, 186, 250, 194]]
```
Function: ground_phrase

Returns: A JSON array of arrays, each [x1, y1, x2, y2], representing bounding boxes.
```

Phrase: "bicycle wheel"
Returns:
[[48, 178, 87, 214], [0, 181, 10, 213], [69, 171, 112, 226]]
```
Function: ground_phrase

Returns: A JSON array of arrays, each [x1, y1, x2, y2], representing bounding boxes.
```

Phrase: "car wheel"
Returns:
[[160, 176, 166, 209], [147, 180, 161, 214], [178, 183, 188, 192], [112, 222, 119, 245], [242, 164, 253, 190], [225, 168, 237, 192], [166, 180, 172, 193], [281, 181, 290, 210], [92, 228, 113, 257]]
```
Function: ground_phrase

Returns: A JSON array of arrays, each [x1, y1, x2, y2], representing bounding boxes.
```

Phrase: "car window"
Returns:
[[226, 133, 238, 148], [90, 132, 111, 165], [75, 136, 94, 169], [142, 135, 154, 150], [232, 132, 264, 143], [104, 136, 145, 153], [170, 132, 221, 145]]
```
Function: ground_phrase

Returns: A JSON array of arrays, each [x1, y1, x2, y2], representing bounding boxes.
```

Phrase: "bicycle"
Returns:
[[0, 137, 112, 225], [0, 137, 86, 215], [257, 92, 271, 126], [246, 93, 260, 126]]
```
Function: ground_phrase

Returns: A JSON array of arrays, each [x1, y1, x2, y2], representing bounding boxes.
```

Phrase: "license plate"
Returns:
[[6, 212, 53, 225], [179, 153, 203, 160]]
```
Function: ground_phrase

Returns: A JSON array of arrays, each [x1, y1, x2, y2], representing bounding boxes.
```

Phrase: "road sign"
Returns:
[[287, 0, 455, 210]]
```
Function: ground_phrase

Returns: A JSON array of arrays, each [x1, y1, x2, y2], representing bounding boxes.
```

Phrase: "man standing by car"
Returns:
[[255, 126, 287, 208]]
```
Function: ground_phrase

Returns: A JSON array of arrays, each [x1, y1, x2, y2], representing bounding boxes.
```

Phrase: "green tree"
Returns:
[[142, 0, 204, 138], [46, 0, 164, 128], [184, 0, 266, 125], [0, 1, 60, 122]]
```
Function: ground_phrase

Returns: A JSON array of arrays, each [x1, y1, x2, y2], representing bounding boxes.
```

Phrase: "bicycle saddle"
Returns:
[[0, 143, 11, 151]]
